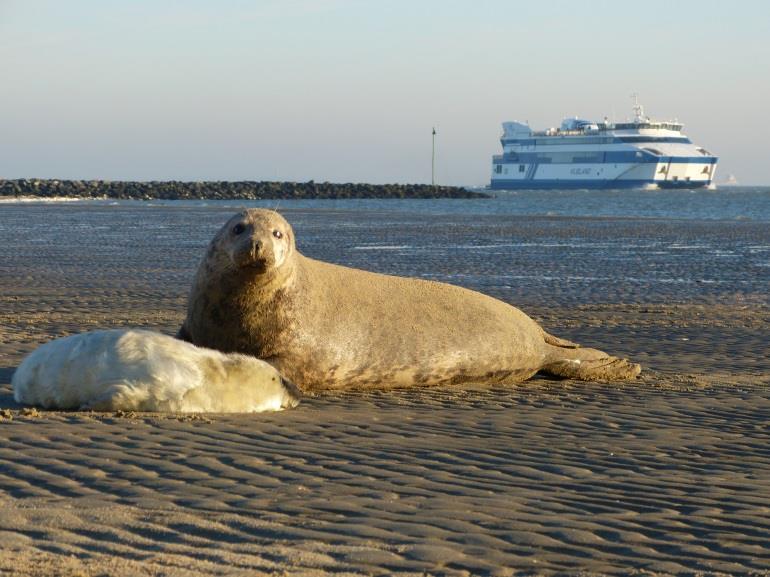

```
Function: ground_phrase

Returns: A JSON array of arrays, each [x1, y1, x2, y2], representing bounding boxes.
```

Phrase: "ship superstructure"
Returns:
[[490, 99, 717, 189]]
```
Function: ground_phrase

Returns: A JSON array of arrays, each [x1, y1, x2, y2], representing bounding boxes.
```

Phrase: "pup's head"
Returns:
[[224, 354, 302, 412]]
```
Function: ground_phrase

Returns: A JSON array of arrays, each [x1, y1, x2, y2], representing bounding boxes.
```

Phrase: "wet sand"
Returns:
[[1, 204, 769, 576]]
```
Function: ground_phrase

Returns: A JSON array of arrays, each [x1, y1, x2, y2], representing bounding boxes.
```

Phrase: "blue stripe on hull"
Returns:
[[501, 136, 693, 146], [489, 179, 711, 190], [496, 152, 718, 164]]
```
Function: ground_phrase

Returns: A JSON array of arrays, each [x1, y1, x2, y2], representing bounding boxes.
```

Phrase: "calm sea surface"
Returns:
[[1, 187, 768, 309]]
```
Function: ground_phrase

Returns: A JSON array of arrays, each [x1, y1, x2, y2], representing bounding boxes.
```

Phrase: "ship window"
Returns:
[[519, 164, 525, 173], [495, 164, 502, 174], [572, 153, 603, 163]]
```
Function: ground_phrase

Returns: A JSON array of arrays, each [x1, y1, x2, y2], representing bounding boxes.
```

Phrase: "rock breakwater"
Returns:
[[0, 179, 488, 200]]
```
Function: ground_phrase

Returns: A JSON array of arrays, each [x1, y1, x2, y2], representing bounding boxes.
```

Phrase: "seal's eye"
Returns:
[[232, 223, 245, 235], [273, 230, 283, 239]]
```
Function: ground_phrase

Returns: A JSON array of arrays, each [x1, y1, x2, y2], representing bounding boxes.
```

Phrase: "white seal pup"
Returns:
[[178, 209, 641, 390], [12, 329, 300, 412]]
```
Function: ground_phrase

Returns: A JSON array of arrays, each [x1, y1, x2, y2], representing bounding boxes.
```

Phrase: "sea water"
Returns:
[[1, 187, 768, 309]]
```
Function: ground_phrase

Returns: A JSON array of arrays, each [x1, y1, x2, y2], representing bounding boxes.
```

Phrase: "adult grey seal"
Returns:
[[178, 209, 640, 390], [13, 329, 300, 412]]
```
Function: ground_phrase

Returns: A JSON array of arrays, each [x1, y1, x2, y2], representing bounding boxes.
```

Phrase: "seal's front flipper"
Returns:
[[541, 355, 641, 382], [177, 323, 192, 343], [79, 382, 149, 412]]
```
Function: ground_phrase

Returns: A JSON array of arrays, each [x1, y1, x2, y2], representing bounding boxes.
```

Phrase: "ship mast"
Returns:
[[631, 92, 645, 123]]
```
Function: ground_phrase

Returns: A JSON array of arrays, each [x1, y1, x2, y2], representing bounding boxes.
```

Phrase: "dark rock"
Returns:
[[0, 179, 490, 200]]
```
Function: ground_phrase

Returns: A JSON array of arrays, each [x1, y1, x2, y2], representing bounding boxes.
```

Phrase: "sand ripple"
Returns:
[[1, 383, 769, 576], [1, 203, 769, 576]]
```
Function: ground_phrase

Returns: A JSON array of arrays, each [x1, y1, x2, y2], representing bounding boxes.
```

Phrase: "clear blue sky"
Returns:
[[1, 0, 768, 185]]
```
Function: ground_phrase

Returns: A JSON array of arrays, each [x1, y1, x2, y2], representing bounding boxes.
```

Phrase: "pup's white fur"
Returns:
[[12, 329, 300, 413]]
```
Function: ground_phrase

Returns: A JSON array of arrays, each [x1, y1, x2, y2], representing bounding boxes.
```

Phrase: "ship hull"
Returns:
[[491, 159, 716, 190], [490, 178, 712, 190]]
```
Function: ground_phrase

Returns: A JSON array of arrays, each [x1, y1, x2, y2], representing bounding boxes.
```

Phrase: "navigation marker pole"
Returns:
[[431, 127, 436, 187]]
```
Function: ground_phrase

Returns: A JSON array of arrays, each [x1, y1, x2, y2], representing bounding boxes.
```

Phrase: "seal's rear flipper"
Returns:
[[543, 331, 580, 349], [541, 355, 641, 382]]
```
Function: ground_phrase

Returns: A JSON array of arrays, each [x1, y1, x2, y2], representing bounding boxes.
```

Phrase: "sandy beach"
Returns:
[[1, 202, 768, 576]]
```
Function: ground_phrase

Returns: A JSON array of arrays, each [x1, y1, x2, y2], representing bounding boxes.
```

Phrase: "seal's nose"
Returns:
[[280, 376, 302, 408], [250, 239, 262, 259]]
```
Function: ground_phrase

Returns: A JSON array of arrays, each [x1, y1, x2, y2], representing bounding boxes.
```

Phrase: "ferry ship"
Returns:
[[490, 99, 717, 190]]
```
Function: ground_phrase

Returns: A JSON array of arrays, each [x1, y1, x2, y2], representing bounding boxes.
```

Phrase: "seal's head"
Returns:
[[213, 209, 296, 274], [219, 353, 302, 411]]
